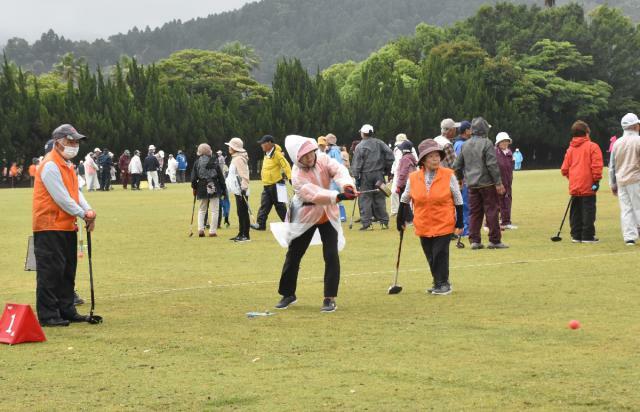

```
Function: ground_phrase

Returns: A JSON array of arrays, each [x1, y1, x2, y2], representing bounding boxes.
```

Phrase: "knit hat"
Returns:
[[225, 137, 246, 152], [417, 139, 444, 163], [471, 117, 491, 136]]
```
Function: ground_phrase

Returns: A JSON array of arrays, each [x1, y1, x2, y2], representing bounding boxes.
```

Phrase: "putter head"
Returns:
[[456, 237, 465, 249], [388, 285, 403, 295], [550, 236, 562, 242], [87, 314, 103, 324], [375, 181, 392, 197]]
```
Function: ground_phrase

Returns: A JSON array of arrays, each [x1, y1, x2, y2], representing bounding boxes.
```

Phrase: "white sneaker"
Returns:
[[502, 224, 518, 230]]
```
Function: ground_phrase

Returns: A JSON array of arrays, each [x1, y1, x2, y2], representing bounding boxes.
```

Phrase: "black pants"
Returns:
[[278, 222, 340, 298], [34, 231, 79, 322], [419, 234, 451, 287], [235, 194, 250, 238], [177, 170, 186, 183], [570, 195, 597, 241], [256, 183, 287, 228], [131, 173, 141, 189], [359, 171, 388, 226], [99, 168, 111, 190]]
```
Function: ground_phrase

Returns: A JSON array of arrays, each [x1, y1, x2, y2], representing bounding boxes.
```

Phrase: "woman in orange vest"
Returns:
[[397, 139, 464, 295], [28, 158, 39, 187], [33, 124, 97, 326]]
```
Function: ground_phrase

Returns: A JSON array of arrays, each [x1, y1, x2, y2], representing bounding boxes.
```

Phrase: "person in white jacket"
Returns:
[[166, 154, 178, 183], [84, 150, 100, 191], [128, 150, 143, 190]]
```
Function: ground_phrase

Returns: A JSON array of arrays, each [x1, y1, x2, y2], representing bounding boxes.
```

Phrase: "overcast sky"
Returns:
[[0, 0, 254, 45]]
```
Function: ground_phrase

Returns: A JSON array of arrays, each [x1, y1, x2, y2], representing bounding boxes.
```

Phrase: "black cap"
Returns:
[[258, 135, 274, 144], [52, 124, 86, 141]]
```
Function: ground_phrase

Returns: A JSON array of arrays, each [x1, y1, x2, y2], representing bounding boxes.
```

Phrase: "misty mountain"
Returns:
[[2, 0, 638, 82]]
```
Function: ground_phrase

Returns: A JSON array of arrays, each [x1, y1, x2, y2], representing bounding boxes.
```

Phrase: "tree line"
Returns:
[[1, 3, 639, 174]]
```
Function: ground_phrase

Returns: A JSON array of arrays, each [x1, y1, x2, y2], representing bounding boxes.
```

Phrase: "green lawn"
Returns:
[[1, 169, 639, 411]]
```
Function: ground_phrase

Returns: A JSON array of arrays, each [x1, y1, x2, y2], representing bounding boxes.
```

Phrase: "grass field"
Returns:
[[1, 169, 639, 411]]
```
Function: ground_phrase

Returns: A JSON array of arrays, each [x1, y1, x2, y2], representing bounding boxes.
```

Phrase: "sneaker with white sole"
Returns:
[[275, 295, 297, 309], [488, 242, 509, 249], [581, 237, 599, 244], [470, 243, 485, 250], [431, 284, 452, 295], [501, 224, 518, 230], [321, 298, 337, 312], [625, 240, 636, 246], [571, 238, 582, 243]]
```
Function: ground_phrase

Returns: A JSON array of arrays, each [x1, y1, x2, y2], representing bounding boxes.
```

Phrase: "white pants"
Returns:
[[86, 173, 99, 190], [617, 181, 640, 241], [198, 197, 220, 233], [147, 171, 159, 190]]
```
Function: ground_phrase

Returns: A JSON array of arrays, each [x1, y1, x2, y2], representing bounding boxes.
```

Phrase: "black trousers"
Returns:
[[235, 194, 250, 238], [278, 222, 340, 298], [34, 231, 79, 321], [359, 171, 388, 226], [131, 173, 141, 189], [419, 234, 451, 287], [256, 183, 287, 228], [99, 168, 111, 190], [570, 195, 596, 241]]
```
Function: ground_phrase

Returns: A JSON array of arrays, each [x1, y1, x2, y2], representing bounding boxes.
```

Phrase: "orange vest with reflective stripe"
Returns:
[[32, 149, 79, 232], [409, 167, 455, 238]]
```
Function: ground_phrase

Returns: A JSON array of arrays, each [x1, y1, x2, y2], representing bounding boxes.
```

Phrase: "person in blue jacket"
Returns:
[[176, 150, 188, 183]]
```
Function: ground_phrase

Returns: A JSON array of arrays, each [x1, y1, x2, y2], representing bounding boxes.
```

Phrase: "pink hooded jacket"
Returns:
[[281, 135, 354, 249]]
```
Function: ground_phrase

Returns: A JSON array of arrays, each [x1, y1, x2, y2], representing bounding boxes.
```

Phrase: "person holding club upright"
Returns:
[[225, 137, 251, 243], [32, 124, 98, 326], [274, 135, 356, 313], [397, 139, 464, 296]]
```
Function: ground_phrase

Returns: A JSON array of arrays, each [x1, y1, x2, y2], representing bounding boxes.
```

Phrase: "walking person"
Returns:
[[176, 150, 188, 183], [167, 154, 178, 183], [325, 133, 348, 222], [191, 144, 227, 238], [144, 145, 160, 190], [97, 148, 112, 191], [513, 148, 523, 170], [251, 135, 291, 231], [433, 118, 458, 169], [128, 150, 143, 190], [274, 135, 356, 312], [609, 113, 640, 245], [560, 120, 604, 243], [453, 117, 508, 249], [495, 132, 517, 230], [397, 139, 464, 295], [225, 137, 251, 242], [350, 124, 394, 230], [118, 150, 131, 189], [32, 124, 97, 326]]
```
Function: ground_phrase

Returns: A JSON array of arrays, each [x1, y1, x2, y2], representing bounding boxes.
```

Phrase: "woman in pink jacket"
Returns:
[[275, 135, 356, 313]]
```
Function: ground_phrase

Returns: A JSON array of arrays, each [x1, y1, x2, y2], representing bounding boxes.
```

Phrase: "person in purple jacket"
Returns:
[[394, 140, 418, 223], [495, 132, 517, 230]]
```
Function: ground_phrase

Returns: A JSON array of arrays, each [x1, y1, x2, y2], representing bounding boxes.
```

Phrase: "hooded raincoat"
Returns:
[[273, 135, 354, 250]]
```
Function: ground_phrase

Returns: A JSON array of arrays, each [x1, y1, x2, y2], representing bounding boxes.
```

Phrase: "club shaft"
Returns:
[[393, 231, 403, 286]]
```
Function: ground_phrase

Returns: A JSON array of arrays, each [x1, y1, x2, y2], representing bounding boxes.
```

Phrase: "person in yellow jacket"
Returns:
[[33, 124, 97, 326], [252, 135, 292, 230]]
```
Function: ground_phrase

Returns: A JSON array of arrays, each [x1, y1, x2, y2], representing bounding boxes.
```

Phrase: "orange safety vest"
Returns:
[[32, 149, 79, 232], [28, 164, 37, 177], [409, 167, 455, 238]]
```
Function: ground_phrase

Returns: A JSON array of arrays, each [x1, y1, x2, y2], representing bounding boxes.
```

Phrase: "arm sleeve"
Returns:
[[455, 205, 464, 229], [484, 142, 502, 185], [450, 174, 463, 206], [591, 144, 603, 182], [41, 162, 86, 218], [560, 150, 571, 178], [609, 149, 617, 187], [443, 144, 456, 168], [453, 151, 465, 182], [78, 190, 91, 212], [400, 179, 412, 204], [278, 152, 292, 180]]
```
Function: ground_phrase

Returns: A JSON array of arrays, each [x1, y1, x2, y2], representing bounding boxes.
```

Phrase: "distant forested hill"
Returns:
[[2, 0, 639, 82]]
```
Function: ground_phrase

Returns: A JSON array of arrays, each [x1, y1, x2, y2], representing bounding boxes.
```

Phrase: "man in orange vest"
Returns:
[[33, 124, 97, 327]]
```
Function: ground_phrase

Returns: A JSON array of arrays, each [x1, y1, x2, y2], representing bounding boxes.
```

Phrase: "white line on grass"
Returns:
[[102, 250, 638, 300]]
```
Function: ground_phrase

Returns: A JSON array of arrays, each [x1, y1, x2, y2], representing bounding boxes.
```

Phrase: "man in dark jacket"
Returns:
[[453, 117, 507, 249], [144, 146, 160, 190], [97, 148, 113, 191], [350, 124, 395, 230], [118, 150, 131, 189]]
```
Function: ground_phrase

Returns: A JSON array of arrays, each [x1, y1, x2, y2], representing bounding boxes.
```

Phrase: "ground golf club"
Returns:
[[358, 180, 392, 197], [388, 230, 404, 295], [188, 194, 196, 237], [551, 197, 573, 242], [86, 229, 103, 324]]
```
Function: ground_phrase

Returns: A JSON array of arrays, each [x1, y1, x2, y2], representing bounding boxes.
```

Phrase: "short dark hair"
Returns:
[[571, 120, 590, 137]]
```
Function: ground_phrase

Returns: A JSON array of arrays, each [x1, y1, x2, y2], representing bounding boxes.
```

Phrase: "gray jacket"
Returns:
[[350, 137, 394, 176], [453, 136, 502, 188]]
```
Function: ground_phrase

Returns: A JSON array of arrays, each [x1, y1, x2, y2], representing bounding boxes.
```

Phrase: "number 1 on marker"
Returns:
[[5, 314, 16, 335]]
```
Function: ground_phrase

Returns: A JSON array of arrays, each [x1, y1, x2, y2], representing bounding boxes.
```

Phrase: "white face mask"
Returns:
[[62, 145, 80, 159]]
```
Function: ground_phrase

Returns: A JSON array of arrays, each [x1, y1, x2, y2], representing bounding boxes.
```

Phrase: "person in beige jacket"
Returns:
[[609, 113, 640, 245], [225, 137, 251, 242]]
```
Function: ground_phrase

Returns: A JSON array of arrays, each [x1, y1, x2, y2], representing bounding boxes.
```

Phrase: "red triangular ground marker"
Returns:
[[0, 303, 46, 345]]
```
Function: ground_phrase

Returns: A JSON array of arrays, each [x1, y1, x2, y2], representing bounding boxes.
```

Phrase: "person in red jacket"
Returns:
[[560, 120, 604, 243]]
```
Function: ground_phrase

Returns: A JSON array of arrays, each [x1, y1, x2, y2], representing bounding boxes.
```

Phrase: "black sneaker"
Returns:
[[426, 284, 436, 294], [582, 237, 599, 244], [625, 240, 636, 246], [64, 313, 90, 323], [380, 223, 389, 230], [235, 236, 251, 243], [229, 235, 240, 241], [321, 298, 337, 313], [431, 284, 452, 295], [359, 225, 373, 231], [250, 223, 266, 231], [74, 291, 85, 306], [275, 295, 297, 309], [40, 318, 70, 327]]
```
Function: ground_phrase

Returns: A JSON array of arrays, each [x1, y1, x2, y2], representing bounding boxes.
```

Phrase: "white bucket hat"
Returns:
[[225, 137, 246, 152], [495, 132, 512, 145], [621, 113, 640, 128]]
